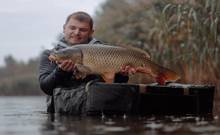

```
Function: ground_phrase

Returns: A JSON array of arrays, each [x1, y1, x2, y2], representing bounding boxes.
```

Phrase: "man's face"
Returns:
[[63, 18, 94, 45]]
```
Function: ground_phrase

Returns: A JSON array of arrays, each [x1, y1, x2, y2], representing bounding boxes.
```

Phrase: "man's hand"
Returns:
[[57, 60, 75, 72], [135, 64, 151, 74], [119, 65, 137, 76]]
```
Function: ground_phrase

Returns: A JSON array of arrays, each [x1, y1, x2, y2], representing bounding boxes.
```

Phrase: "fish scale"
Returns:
[[81, 46, 142, 73]]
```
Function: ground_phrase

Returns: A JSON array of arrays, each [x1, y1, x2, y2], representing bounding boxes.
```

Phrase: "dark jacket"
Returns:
[[38, 36, 129, 96]]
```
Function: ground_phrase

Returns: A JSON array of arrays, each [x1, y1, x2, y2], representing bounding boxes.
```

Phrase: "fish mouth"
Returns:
[[48, 54, 67, 64], [48, 55, 58, 62]]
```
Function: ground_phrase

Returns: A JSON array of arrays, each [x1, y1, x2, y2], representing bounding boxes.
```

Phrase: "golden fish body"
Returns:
[[49, 44, 180, 84], [81, 45, 149, 74]]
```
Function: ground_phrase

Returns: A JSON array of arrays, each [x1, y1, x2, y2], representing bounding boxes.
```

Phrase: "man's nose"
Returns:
[[73, 29, 80, 35]]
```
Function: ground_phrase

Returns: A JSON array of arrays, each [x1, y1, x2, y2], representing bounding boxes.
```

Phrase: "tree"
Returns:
[[4, 55, 17, 67]]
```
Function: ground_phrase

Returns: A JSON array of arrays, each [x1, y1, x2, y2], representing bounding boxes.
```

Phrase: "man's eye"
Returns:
[[80, 28, 89, 32], [69, 26, 76, 30]]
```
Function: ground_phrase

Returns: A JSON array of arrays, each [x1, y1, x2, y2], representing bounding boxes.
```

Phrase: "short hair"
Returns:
[[65, 11, 93, 29]]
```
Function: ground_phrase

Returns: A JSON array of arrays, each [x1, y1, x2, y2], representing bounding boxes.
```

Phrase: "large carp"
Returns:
[[49, 44, 180, 85]]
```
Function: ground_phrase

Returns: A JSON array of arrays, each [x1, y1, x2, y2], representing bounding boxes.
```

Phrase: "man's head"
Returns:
[[63, 11, 94, 45]]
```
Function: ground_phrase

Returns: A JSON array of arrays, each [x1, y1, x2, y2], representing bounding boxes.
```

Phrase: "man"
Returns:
[[38, 11, 133, 114]]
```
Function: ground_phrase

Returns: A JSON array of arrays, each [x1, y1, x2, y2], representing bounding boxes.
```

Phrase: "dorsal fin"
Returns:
[[117, 44, 151, 59]]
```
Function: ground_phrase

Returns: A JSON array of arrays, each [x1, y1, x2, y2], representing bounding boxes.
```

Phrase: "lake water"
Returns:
[[0, 96, 220, 135]]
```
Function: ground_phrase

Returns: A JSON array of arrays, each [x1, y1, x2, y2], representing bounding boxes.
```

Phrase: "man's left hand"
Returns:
[[119, 65, 137, 76]]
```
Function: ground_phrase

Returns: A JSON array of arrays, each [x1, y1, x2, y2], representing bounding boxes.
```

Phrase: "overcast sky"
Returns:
[[0, 0, 106, 66]]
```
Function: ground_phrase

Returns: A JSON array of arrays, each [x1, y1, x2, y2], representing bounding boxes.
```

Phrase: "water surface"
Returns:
[[0, 96, 220, 135]]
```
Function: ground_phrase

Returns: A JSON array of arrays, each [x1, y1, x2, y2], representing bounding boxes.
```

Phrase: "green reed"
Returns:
[[148, 0, 220, 84], [95, 0, 220, 84]]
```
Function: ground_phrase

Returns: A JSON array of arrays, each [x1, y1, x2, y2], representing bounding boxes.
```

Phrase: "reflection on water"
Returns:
[[0, 96, 220, 135]]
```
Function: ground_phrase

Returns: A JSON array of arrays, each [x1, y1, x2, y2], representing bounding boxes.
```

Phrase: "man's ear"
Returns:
[[89, 29, 94, 37]]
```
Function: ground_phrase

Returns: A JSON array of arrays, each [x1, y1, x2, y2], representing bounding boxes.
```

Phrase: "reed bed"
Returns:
[[96, 0, 220, 89]]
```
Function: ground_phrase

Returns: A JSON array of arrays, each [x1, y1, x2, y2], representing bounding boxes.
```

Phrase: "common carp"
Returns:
[[49, 44, 180, 85]]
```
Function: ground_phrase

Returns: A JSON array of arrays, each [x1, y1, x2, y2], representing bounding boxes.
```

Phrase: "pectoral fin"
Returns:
[[74, 64, 92, 79], [101, 72, 115, 84]]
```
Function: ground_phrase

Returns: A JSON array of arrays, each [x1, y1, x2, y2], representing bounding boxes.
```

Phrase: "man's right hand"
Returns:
[[56, 60, 75, 72]]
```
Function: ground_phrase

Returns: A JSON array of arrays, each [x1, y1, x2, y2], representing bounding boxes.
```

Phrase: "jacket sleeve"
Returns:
[[38, 50, 73, 95]]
